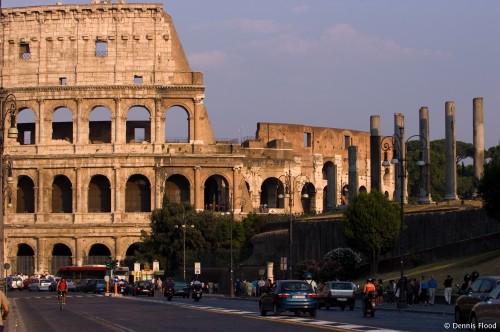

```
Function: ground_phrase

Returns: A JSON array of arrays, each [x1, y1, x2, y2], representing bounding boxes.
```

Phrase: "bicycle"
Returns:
[[57, 291, 66, 310]]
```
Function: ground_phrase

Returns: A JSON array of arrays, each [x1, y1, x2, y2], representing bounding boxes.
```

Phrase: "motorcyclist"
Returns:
[[304, 273, 317, 293], [362, 278, 376, 309], [164, 277, 174, 296]]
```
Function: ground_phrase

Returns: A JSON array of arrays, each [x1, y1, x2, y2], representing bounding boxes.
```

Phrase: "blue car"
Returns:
[[259, 280, 318, 317]]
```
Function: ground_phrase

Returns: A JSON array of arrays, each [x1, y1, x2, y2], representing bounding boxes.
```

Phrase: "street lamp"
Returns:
[[381, 126, 426, 309], [0, 94, 19, 281], [278, 168, 310, 280], [229, 194, 245, 297], [175, 218, 194, 281]]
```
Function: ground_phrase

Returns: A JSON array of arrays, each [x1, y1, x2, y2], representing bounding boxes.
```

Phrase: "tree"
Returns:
[[341, 191, 400, 275], [477, 146, 500, 221], [322, 248, 361, 280]]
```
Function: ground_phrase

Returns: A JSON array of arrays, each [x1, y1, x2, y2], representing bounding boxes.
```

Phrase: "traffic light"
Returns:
[[106, 260, 112, 269]]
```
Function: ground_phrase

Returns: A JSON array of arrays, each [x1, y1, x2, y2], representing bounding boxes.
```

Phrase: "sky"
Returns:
[[4, 0, 500, 149]]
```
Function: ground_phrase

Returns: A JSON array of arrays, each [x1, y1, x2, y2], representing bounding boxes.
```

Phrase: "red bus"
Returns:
[[57, 265, 106, 281]]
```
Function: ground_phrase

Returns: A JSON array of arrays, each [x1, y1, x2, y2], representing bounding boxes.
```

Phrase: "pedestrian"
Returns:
[[428, 276, 437, 305], [419, 276, 428, 305], [377, 279, 384, 303], [0, 289, 9, 332], [386, 280, 396, 303], [405, 278, 414, 306], [235, 279, 241, 297], [443, 275, 453, 305], [258, 278, 265, 296]]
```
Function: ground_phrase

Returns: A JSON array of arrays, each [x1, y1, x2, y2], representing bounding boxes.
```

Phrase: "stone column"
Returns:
[[370, 115, 381, 192], [348, 146, 358, 203], [36, 99, 45, 144], [74, 237, 82, 266], [418, 107, 432, 204], [445, 102, 458, 201], [192, 96, 204, 144], [154, 163, 162, 209], [75, 98, 83, 144], [36, 168, 43, 213], [154, 98, 162, 149], [473, 98, 484, 181], [113, 98, 124, 147], [325, 163, 336, 211], [193, 166, 202, 210], [394, 113, 407, 203], [74, 167, 81, 213], [113, 166, 121, 213]]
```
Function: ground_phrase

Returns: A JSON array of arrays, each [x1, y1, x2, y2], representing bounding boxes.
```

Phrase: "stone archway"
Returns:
[[204, 175, 229, 212], [17, 243, 35, 276], [260, 177, 284, 209], [51, 243, 72, 274], [85, 244, 111, 265], [165, 174, 190, 204]]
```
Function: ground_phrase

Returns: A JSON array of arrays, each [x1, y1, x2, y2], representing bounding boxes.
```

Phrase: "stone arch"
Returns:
[[301, 182, 316, 214], [89, 106, 112, 143], [51, 243, 72, 274], [164, 174, 190, 204], [123, 243, 140, 269], [17, 107, 36, 145], [88, 174, 111, 212], [17, 243, 35, 275], [165, 105, 189, 143], [341, 183, 349, 205], [52, 106, 73, 143], [17, 175, 35, 213], [52, 175, 73, 213], [204, 174, 229, 212], [260, 177, 284, 209], [86, 243, 111, 265], [126, 106, 151, 143], [125, 174, 151, 212], [322, 161, 337, 211], [359, 186, 367, 193]]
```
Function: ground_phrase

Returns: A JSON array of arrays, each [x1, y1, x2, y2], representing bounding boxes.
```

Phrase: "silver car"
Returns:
[[470, 286, 500, 332], [28, 278, 52, 291]]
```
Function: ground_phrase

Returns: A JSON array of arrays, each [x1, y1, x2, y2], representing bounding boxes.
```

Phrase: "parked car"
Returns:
[[173, 280, 190, 298], [469, 286, 500, 331], [28, 278, 51, 291], [317, 281, 357, 311], [455, 276, 500, 324], [76, 279, 93, 292], [92, 279, 107, 293], [132, 281, 155, 297], [259, 280, 318, 317], [5, 276, 23, 291]]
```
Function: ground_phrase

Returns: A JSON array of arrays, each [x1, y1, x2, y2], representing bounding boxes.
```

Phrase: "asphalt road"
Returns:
[[6, 291, 455, 332]]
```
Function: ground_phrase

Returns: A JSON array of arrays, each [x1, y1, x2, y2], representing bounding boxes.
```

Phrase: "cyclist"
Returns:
[[57, 277, 69, 304]]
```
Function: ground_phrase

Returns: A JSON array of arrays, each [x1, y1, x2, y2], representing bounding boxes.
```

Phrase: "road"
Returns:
[[6, 291, 454, 332]]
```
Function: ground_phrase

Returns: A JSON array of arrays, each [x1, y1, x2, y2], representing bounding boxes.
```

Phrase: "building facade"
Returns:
[[0, 1, 381, 275]]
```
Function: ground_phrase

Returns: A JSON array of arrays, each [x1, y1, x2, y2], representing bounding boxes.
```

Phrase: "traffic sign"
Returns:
[[194, 262, 201, 275]]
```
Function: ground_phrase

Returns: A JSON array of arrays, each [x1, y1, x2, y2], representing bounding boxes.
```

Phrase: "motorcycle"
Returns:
[[192, 284, 203, 302], [164, 287, 174, 301], [362, 291, 376, 317]]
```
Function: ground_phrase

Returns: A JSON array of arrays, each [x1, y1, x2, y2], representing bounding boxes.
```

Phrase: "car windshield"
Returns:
[[281, 282, 312, 292], [331, 283, 353, 290]]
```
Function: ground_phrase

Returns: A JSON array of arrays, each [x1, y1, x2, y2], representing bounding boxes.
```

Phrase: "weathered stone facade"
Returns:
[[0, 1, 378, 275]]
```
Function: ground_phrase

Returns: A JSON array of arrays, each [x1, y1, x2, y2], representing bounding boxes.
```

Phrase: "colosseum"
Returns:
[[0, 1, 386, 276]]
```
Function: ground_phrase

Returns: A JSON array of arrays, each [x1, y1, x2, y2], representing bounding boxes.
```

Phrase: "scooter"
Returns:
[[164, 287, 174, 301], [192, 284, 203, 302], [362, 291, 376, 317]]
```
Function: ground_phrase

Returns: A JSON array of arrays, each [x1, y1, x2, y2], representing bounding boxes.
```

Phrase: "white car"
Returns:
[[5, 276, 23, 290], [28, 278, 52, 291]]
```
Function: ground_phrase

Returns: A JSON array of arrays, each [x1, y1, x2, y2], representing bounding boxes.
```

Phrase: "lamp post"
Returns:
[[229, 194, 245, 297], [278, 168, 310, 280], [0, 94, 19, 281], [381, 126, 426, 309], [175, 217, 194, 281]]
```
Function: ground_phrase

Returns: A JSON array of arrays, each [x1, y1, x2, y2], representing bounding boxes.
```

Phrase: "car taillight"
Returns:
[[278, 293, 291, 299], [307, 293, 317, 298]]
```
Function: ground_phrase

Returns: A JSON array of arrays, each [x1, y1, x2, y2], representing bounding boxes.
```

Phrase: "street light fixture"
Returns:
[[175, 218, 194, 281], [278, 167, 310, 280], [381, 126, 427, 309], [229, 194, 245, 297], [0, 94, 19, 282]]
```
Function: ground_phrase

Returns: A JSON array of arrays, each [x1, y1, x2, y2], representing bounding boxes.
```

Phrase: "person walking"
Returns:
[[419, 276, 428, 305], [428, 276, 437, 305], [444, 275, 453, 305]]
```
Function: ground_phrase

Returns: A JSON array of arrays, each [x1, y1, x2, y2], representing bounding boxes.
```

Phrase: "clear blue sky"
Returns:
[[5, 0, 500, 149]]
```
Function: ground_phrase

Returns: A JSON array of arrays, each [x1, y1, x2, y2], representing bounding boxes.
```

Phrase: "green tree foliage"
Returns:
[[322, 248, 361, 280], [477, 146, 500, 221], [341, 191, 400, 275], [294, 259, 321, 280]]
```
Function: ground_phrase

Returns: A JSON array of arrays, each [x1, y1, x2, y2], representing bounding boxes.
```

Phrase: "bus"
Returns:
[[57, 265, 106, 282]]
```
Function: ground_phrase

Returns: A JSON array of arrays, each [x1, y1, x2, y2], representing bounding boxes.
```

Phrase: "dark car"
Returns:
[[173, 281, 190, 298], [317, 281, 357, 311], [455, 276, 500, 324], [132, 281, 155, 297], [76, 279, 93, 292], [259, 280, 318, 317], [470, 286, 500, 331]]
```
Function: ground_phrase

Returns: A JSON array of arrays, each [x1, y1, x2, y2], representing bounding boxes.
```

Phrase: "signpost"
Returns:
[[194, 262, 201, 276]]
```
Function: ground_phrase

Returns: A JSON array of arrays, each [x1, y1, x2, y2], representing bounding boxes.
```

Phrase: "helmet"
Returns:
[[464, 274, 471, 282], [471, 271, 479, 281], [367, 277, 374, 283]]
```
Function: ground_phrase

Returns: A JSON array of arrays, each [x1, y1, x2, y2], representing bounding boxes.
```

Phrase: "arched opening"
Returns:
[[260, 177, 284, 209], [17, 108, 36, 145], [359, 186, 367, 193], [125, 175, 151, 212], [322, 161, 337, 212], [52, 175, 72, 213], [88, 175, 111, 212], [164, 174, 190, 204], [124, 243, 140, 272], [85, 244, 111, 265], [89, 106, 111, 143], [301, 183, 316, 214], [341, 184, 349, 205], [17, 244, 35, 275], [51, 243, 72, 274], [52, 107, 73, 143], [165, 106, 189, 143], [204, 175, 229, 212], [126, 106, 150, 143], [17, 175, 35, 213]]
